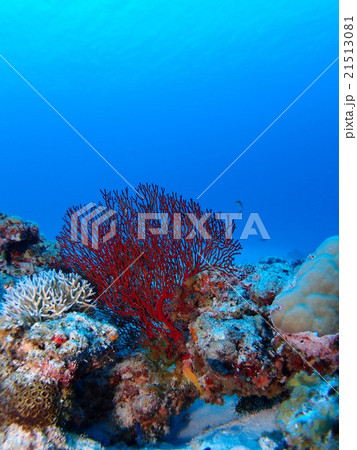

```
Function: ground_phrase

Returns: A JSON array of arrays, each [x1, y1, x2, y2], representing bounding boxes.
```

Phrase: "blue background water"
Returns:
[[0, 0, 338, 261]]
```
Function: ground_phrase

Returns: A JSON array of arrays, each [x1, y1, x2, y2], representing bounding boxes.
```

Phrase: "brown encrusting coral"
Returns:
[[1, 369, 60, 428]]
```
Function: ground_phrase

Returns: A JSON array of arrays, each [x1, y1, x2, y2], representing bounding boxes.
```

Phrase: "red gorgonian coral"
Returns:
[[56, 183, 242, 357]]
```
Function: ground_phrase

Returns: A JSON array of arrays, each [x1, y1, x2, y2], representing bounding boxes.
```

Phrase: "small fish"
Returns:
[[236, 200, 243, 213], [183, 366, 204, 397]]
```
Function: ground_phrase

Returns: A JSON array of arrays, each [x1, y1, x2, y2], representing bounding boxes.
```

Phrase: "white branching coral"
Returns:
[[2, 270, 95, 325]]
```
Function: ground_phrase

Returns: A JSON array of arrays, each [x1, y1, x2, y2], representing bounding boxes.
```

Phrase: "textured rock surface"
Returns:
[[0, 212, 56, 288], [0, 423, 112, 450], [277, 371, 339, 449], [274, 330, 339, 372], [110, 353, 197, 443], [0, 312, 118, 429], [236, 257, 295, 306], [0, 424, 70, 450]]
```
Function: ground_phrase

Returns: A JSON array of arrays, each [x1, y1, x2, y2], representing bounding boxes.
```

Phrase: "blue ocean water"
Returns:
[[0, 0, 338, 261]]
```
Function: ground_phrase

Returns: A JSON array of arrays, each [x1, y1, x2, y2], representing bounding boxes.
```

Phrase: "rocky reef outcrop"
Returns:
[[277, 371, 339, 449], [0, 312, 118, 430], [105, 250, 338, 444], [235, 257, 296, 306], [0, 212, 56, 288], [110, 354, 197, 443]]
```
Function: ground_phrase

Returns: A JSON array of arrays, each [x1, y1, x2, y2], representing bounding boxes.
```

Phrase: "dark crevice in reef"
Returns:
[[235, 393, 283, 417], [4, 238, 38, 264], [62, 367, 119, 445], [207, 358, 235, 375]]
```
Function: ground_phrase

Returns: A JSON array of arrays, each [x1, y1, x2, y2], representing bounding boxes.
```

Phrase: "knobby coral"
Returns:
[[0, 369, 60, 428], [271, 236, 339, 336], [57, 183, 242, 357], [1, 269, 95, 325]]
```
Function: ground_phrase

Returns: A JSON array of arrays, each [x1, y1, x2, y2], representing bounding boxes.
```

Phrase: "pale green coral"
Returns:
[[271, 236, 339, 336], [277, 371, 339, 450], [1, 270, 95, 326]]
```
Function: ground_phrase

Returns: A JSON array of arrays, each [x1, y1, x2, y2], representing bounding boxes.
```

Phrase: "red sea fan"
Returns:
[[56, 183, 242, 357]]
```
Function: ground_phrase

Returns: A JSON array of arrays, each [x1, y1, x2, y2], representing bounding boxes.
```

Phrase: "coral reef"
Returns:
[[0, 212, 339, 448], [105, 262, 339, 443], [271, 236, 339, 336], [277, 371, 339, 449], [236, 257, 295, 306], [0, 212, 56, 287], [1, 270, 95, 326], [0, 312, 118, 431], [110, 354, 197, 443], [0, 255, 339, 446], [183, 266, 338, 404], [56, 183, 242, 357]]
